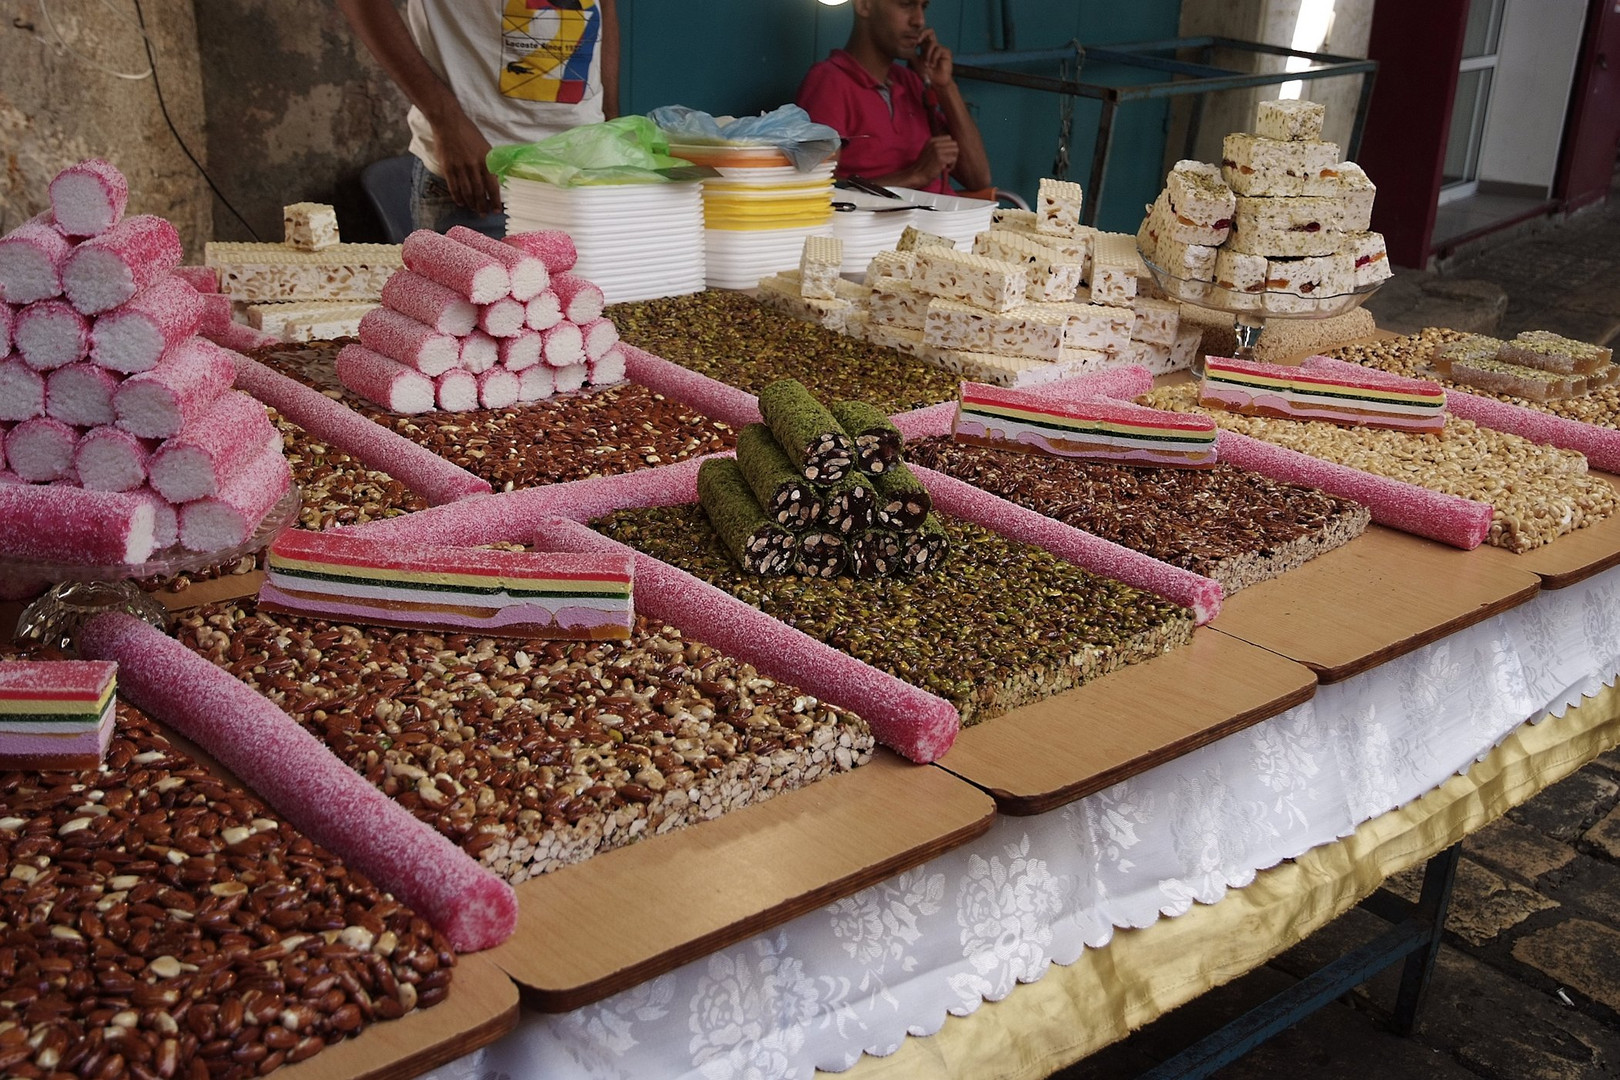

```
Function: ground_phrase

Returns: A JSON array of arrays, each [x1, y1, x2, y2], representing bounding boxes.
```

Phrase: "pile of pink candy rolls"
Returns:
[[0, 159, 290, 567], [339, 226, 627, 414]]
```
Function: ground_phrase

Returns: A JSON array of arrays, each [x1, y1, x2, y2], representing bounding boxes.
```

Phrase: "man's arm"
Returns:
[[336, 0, 501, 214], [913, 30, 992, 192], [599, 0, 620, 120]]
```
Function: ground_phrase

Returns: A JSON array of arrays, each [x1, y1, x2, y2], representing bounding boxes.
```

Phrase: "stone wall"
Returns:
[[0, 0, 210, 257]]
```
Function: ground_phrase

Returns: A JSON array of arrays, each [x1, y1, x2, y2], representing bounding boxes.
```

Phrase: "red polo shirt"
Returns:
[[796, 49, 952, 195]]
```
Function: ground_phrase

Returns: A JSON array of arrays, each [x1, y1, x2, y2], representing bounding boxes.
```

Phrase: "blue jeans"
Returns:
[[409, 156, 506, 237]]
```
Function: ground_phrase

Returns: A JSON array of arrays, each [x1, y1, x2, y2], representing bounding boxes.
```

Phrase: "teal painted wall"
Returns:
[[619, 0, 1183, 234]]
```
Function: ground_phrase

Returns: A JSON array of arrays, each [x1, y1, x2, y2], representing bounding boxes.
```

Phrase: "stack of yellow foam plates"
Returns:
[[668, 147, 837, 289]]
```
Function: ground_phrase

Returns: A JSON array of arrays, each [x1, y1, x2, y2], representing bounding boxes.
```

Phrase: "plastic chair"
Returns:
[[361, 155, 416, 244]]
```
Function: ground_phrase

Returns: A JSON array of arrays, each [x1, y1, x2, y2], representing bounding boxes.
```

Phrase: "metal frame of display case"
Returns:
[[952, 37, 1380, 226]]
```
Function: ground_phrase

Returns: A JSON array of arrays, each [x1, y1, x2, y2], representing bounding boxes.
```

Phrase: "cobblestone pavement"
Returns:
[[1052, 184, 1620, 1080]]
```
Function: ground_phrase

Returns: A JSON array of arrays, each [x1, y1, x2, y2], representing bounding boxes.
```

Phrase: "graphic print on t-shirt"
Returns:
[[500, 0, 600, 103]]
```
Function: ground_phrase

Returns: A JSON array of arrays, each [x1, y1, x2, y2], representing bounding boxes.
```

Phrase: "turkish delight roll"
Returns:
[[871, 460, 932, 531], [0, 219, 73, 305], [542, 321, 585, 368], [896, 513, 950, 574], [460, 330, 499, 374], [477, 296, 527, 339], [380, 269, 479, 337], [517, 363, 554, 403], [505, 229, 577, 273], [1256, 99, 1326, 141], [282, 202, 340, 251], [580, 316, 619, 361], [0, 483, 155, 563], [477, 366, 520, 409], [697, 457, 797, 575], [849, 528, 903, 578], [73, 426, 154, 492], [0, 359, 45, 421], [89, 275, 204, 373], [14, 299, 89, 371], [792, 532, 850, 579], [758, 378, 856, 482], [553, 363, 588, 394], [335, 342, 436, 415], [1038, 177, 1084, 236], [177, 443, 291, 550], [829, 399, 904, 475], [0, 659, 119, 771], [401, 229, 510, 304], [171, 265, 219, 293], [48, 159, 129, 237], [6, 417, 78, 482], [128, 485, 178, 549], [61, 214, 184, 315], [588, 345, 626, 387], [113, 337, 236, 439], [447, 226, 549, 301], [736, 422, 823, 530], [1499, 330, 1613, 375], [498, 329, 543, 372], [524, 289, 563, 331], [358, 306, 461, 377], [44, 362, 119, 426], [436, 368, 479, 412], [147, 390, 277, 503], [815, 471, 878, 536], [552, 272, 605, 323], [0, 301, 11, 358]]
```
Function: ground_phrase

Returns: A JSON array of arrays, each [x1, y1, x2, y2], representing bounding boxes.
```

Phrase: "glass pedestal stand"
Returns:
[[5, 487, 301, 652]]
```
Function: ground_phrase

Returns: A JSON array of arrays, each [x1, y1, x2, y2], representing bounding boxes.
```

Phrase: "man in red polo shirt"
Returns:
[[796, 0, 991, 196]]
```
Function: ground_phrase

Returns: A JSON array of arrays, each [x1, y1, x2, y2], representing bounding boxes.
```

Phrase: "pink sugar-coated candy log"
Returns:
[[533, 516, 961, 763], [517, 363, 554, 403], [541, 321, 584, 368], [177, 443, 290, 550], [335, 343, 436, 416], [201, 319, 280, 354], [148, 390, 278, 503], [48, 159, 129, 237], [232, 352, 489, 504], [401, 230, 510, 304], [912, 463, 1225, 625], [195, 292, 236, 335], [446, 226, 548, 302], [620, 343, 763, 428], [477, 367, 519, 410], [551, 272, 604, 324], [45, 362, 119, 426], [553, 363, 587, 394], [129, 486, 179, 549], [435, 367, 479, 412], [459, 330, 498, 374], [61, 214, 184, 315], [498, 329, 542, 372], [0, 220, 73, 305], [580, 317, 619, 361], [89, 274, 204, 373], [14, 299, 90, 371], [0, 423, 6, 472], [380, 269, 478, 338], [477, 296, 526, 339], [505, 229, 577, 273], [171, 265, 220, 293], [77, 612, 518, 952], [6, 417, 78, 483], [1, 302, 13, 358], [889, 400, 955, 441], [358, 307, 460, 378], [0, 484, 156, 563], [74, 426, 155, 493], [588, 346, 626, 387], [1214, 428, 1492, 549], [113, 336, 236, 439], [0, 359, 45, 421], [1442, 389, 1620, 475], [1040, 364, 1157, 405], [524, 289, 562, 331]]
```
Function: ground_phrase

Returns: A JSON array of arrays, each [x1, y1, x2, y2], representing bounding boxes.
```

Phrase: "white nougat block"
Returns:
[[864, 250, 916, 285], [282, 203, 340, 252], [1087, 264, 1137, 308], [1034, 301, 1134, 354], [1117, 338, 1177, 375], [756, 273, 853, 333], [922, 298, 1071, 361], [972, 230, 1084, 302], [1345, 231, 1393, 287], [798, 235, 843, 300], [1265, 252, 1354, 310], [1167, 322, 1202, 373], [1037, 178, 1084, 236], [1304, 162, 1376, 232], [205, 242, 402, 303], [1165, 161, 1236, 243], [1221, 134, 1340, 197], [1131, 297, 1181, 347], [1256, 99, 1326, 142], [897, 226, 956, 253], [912, 247, 1030, 313], [867, 279, 932, 330]]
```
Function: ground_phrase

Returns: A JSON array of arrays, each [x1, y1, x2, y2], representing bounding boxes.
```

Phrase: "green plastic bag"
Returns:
[[486, 116, 708, 186]]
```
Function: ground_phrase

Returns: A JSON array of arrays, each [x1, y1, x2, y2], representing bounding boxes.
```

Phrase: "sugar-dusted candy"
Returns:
[[447, 225, 549, 301], [1204, 355, 1446, 432], [73, 426, 153, 492], [113, 337, 236, 439], [551, 272, 605, 323], [45, 362, 118, 426], [14, 299, 89, 371], [170, 265, 219, 293], [477, 296, 527, 339], [147, 390, 277, 503], [580, 316, 619, 361], [553, 362, 587, 394], [436, 367, 479, 412], [0, 219, 73, 305], [1256, 99, 1326, 142], [199, 319, 280, 354], [401, 229, 510, 304], [498, 329, 542, 372], [358, 306, 460, 377], [89, 274, 203, 373], [0, 483, 156, 563], [0, 301, 11, 358], [0, 359, 45, 421], [618, 343, 763, 429], [524, 288, 563, 331], [77, 612, 519, 951], [459, 330, 498, 374], [61, 214, 183, 315], [477, 366, 519, 410], [5, 417, 77, 482], [48, 159, 129, 237], [0, 658, 119, 771], [282, 202, 339, 251], [541, 320, 584, 368], [194, 291, 235, 335], [380, 269, 478, 337], [177, 443, 290, 550], [335, 342, 436, 415], [517, 363, 554, 403], [1443, 385, 1620, 473], [505, 229, 577, 273], [127, 486, 178, 549], [588, 345, 626, 387]]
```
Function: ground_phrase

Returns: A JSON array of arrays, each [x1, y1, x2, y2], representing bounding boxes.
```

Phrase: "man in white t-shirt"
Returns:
[[340, 0, 620, 235]]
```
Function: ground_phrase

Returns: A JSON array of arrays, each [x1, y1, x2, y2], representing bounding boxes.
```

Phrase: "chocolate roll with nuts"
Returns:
[[850, 528, 904, 578], [793, 531, 850, 579], [872, 460, 932, 531], [896, 513, 950, 574], [830, 400, 904, 475], [734, 423, 824, 530], [698, 458, 797, 575], [757, 378, 855, 482], [815, 470, 878, 536]]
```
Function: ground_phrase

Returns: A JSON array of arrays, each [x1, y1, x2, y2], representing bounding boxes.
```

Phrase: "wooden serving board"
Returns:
[[1211, 524, 1542, 682], [276, 953, 518, 1080], [1467, 472, 1620, 589], [936, 628, 1317, 815], [487, 754, 995, 1012]]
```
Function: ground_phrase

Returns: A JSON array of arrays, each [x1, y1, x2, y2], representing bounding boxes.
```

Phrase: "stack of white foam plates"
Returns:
[[667, 146, 836, 289], [502, 178, 705, 305], [887, 186, 997, 249], [831, 190, 919, 275]]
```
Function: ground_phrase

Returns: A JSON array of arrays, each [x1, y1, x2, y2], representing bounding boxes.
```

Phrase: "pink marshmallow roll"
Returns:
[[435, 367, 479, 412], [77, 612, 518, 952], [74, 426, 155, 492], [476, 366, 519, 410], [1443, 388, 1620, 475], [233, 352, 489, 503], [195, 292, 236, 335], [579, 316, 619, 361], [170, 264, 220, 293], [177, 443, 290, 550], [498, 329, 542, 372], [129, 486, 179, 549], [336, 343, 436, 415], [45, 362, 120, 426], [60, 214, 184, 315], [505, 229, 577, 273], [200, 319, 280, 354], [113, 336, 237, 439], [477, 296, 526, 339], [1, 302, 14, 359], [524, 289, 563, 331], [48, 158, 129, 237], [541, 321, 584, 368], [6, 417, 79, 482], [533, 516, 961, 763], [0, 219, 73, 305], [553, 363, 587, 394], [0, 484, 156, 563], [517, 363, 554, 403], [89, 274, 204, 373], [889, 400, 955, 441], [459, 330, 498, 374], [14, 299, 89, 371], [551, 272, 605, 323], [0, 423, 6, 471], [148, 390, 278, 503], [620, 343, 763, 428], [380, 269, 478, 337], [358, 306, 460, 377], [401, 229, 510, 304], [588, 345, 626, 387], [0, 359, 46, 421], [446, 225, 549, 301], [1042, 364, 1157, 406]]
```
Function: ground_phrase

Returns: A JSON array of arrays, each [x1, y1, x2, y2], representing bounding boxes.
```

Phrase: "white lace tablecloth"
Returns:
[[425, 564, 1620, 1080]]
